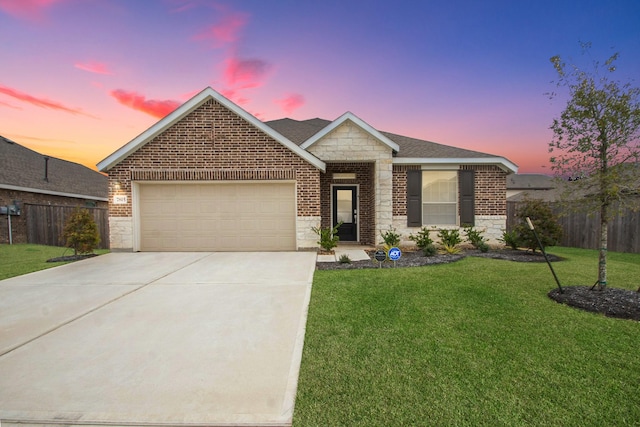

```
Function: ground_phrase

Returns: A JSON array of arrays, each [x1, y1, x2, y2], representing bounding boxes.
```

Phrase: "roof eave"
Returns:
[[0, 184, 108, 201], [98, 87, 326, 173], [393, 157, 518, 174]]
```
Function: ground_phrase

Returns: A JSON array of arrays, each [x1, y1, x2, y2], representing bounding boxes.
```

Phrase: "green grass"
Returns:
[[0, 244, 109, 280], [294, 247, 640, 426]]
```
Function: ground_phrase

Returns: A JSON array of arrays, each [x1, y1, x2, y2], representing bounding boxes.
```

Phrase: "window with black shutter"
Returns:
[[459, 170, 475, 226], [406, 169, 422, 227]]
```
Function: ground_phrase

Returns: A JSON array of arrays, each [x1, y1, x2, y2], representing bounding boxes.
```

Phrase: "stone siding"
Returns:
[[307, 121, 393, 245], [297, 216, 321, 249]]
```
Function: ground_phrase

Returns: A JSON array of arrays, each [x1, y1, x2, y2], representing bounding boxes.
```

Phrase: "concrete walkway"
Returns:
[[0, 252, 316, 427], [316, 248, 371, 262]]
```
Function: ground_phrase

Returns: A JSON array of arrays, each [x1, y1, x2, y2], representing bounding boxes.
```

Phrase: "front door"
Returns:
[[332, 186, 357, 241]]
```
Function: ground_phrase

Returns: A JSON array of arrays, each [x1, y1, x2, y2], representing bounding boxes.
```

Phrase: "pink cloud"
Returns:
[[193, 12, 248, 48], [0, 99, 21, 109], [0, 0, 62, 22], [0, 84, 91, 116], [276, 93, 305, 114], [224, 56, 270, 88], [109, 89, 181, 118], [75, 61, 113, 75], [167, 0, 198, 13]]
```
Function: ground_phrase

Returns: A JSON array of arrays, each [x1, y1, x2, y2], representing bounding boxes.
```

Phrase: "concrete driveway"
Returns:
[[0, 251, 317, 427]]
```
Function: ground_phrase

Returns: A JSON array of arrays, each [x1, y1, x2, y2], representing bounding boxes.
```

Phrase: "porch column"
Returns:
[[375, 158, 394, 245]]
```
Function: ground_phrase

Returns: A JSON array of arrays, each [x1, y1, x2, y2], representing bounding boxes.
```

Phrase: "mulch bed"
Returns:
[[549, 286, 640, 321], [47, 254, 98, 263], [315, 248, 561, 270], [318, 248, 639, 321]]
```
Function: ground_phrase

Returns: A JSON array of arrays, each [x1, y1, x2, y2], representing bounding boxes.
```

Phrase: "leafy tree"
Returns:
[[63, 207, 100, 255], [513, 198, 563, 253], [548, 43, 640, 289]]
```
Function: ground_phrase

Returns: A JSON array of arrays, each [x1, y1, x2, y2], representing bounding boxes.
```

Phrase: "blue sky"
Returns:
[[1, 0, 638, 173]]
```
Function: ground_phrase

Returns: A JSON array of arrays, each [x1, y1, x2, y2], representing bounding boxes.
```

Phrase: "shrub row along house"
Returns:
[[98, 87, 517, 252], [1, 135, 108, 245]]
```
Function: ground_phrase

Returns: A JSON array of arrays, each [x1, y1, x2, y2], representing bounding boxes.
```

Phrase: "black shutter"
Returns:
[[459, 170, 475, 226], [406, 169, 422, 227]]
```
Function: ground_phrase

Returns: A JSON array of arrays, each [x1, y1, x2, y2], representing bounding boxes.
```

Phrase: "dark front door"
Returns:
[[333, 186, 357, 241]]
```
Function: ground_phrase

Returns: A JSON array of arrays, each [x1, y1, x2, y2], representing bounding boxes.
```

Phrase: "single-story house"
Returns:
[[506, 173, 555, 200], [97, 87, 517, 252], [0, 135, 108, 245]]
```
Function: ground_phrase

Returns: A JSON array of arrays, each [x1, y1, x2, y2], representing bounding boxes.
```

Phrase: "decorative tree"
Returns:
[[63, 207, 100, 255], [548, 43, 640, 290]]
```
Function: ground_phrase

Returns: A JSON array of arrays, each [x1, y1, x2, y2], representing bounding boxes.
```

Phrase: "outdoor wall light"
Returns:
[[113, 181, 121, 190]]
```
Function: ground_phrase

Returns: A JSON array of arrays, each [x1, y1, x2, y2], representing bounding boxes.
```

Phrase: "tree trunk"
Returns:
[[597, 205, 608, 290]]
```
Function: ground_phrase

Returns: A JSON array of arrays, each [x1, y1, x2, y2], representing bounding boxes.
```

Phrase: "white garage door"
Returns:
[[138, 182, 296, 251]]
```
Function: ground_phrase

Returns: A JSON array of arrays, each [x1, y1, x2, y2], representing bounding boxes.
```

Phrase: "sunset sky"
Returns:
[[1, 0, 639, 174]]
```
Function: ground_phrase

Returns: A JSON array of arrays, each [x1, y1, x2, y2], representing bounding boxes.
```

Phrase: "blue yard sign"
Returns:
[[388, 247, 402, 261]]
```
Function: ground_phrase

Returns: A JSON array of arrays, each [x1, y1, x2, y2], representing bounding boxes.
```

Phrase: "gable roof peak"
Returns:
[[97, 87, 325, 172], [300, 111, 400, 152]]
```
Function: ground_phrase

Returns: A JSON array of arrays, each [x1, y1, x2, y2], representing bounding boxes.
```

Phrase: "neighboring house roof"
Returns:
[[0, 135, 108, 201], [507, 189, 561, 202], [97, 87, 327, 172], [266, 117, 518, 173], [507, 173, 555, 190]]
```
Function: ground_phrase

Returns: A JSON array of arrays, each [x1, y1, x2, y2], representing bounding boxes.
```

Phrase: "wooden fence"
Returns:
[[507, 200, 640, 254], [25, 204, 109, 249]]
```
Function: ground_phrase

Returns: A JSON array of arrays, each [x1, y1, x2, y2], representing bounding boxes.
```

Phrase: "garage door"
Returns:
[[138, 182, 296, 251]]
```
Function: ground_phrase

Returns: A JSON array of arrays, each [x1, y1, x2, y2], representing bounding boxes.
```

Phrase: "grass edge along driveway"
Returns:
[[0, 244, 110, 280], [294, 247, 640, 426]]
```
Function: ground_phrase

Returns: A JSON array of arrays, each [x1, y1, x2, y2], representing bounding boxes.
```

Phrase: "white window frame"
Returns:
[[421, 170, 458, 226]]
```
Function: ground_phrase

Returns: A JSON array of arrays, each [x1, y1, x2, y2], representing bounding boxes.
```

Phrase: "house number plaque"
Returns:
[[113, 195, 128, 204]]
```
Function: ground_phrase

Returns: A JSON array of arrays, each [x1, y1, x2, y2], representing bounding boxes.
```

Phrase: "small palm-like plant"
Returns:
[[439, 243, 461, 254]]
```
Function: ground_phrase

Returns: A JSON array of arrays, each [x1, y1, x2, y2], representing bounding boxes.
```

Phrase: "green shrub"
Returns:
[[380, 226, 401, 247], [312, 222, 342, 252], [463, 226, 488, 251], [409, 226, 434, 252], [437, 229, 462, 248], [422, 243, 437, 256], [513, 198, 563, 252], [500, 230, 520, 250], [63, 207, 100, 255], [476, 241, 490, 253]]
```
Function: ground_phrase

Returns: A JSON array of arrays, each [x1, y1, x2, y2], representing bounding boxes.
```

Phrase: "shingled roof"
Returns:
[[265, 117, 507, 160], [0, 135, 107, 201]]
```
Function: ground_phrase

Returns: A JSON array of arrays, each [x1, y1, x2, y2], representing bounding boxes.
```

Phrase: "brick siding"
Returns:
[[460, 165, 507, 216], [106, 99, 320, 218], [392, 164, 507, 217], [320, 163, 375, 245], [392, 165, 421, 216]]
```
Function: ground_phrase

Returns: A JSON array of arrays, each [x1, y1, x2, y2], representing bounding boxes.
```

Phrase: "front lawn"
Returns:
[[294, 247, 640, 426], [0, 244, 109, 280]]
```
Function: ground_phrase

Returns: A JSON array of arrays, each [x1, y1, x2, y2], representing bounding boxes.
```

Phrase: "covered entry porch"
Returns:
[[319, 162, 376, 246]]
